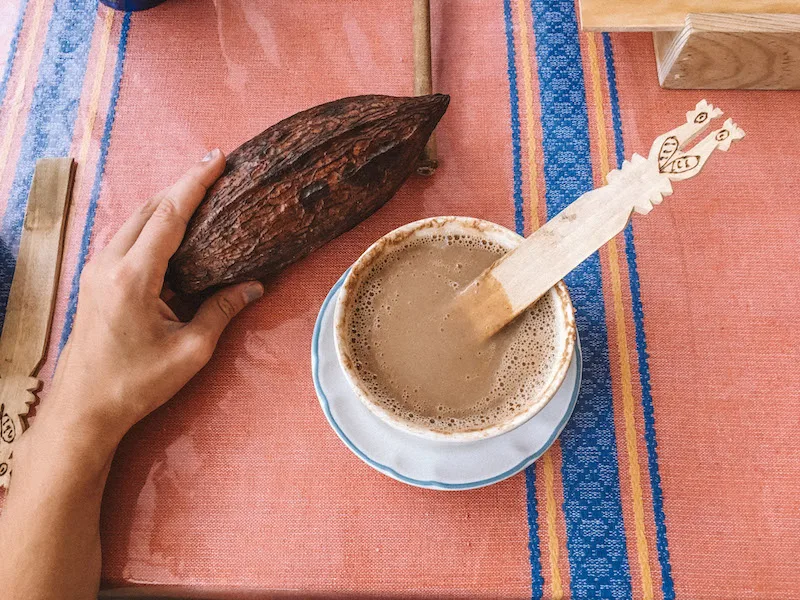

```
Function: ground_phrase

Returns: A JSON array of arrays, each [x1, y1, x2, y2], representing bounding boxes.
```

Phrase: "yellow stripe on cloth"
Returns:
[[515, 0, 540, 230], [77, 8, 115, 170], [542, 449, 564, 599], [515, 1, 565, 594], [0, 0, 47, 187], [585, 31, 655, 600]]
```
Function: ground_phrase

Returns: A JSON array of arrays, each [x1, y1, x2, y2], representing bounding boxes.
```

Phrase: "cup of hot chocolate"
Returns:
[[334, 216, 576, 442]]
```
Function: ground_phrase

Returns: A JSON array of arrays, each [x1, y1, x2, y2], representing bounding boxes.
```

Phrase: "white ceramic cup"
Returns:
[[334, 216, 576, 442]]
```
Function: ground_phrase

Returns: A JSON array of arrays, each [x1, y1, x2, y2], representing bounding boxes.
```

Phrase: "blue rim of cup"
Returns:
[[311, 269, 583, 490]]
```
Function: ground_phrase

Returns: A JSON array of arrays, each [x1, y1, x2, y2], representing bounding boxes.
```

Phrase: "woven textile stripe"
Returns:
[[513, 0, 542, 232], [508, 2, 574, 595], [0, 0, 30, 109], [584, 30, 655, 599], [602, 33, 675, 600], [76, 9, 114, 180], [502, 0, 525, 238], [530, 0, 632, 597], [536, 446, 570, 598], [59, 10, 130, 352], [0, 0, 48, 212], [507, 0, 573, 596], [28, 6, 120, 392], [0, 0, 99, 329], [502, 1, 545, 596]]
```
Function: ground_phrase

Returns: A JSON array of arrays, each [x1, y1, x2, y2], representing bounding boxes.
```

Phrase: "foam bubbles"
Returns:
[[346, 231, 563, 433]]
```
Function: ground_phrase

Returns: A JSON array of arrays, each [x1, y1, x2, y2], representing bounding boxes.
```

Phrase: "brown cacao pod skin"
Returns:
[[167, 94, 450, 295]]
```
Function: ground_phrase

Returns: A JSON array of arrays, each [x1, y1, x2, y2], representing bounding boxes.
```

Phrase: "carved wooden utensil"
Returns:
[[0, 158, 75, 489], [459, 100, 744, 338]]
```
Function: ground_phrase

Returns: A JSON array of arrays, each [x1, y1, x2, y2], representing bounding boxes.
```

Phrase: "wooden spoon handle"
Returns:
[[461, 100, 744, 338]]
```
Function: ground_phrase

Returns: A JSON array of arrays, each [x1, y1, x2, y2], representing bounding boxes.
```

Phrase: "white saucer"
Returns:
[[311, 270, 582, 491]]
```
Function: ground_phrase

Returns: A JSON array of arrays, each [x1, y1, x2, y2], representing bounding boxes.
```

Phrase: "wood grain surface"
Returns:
[[655, 13, 800, 89], [0, 158, 75, 488], [579, 0, 800, 31]]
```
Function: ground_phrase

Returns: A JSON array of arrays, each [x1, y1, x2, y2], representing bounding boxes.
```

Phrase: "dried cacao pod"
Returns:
[[167, 94, 450, 295]]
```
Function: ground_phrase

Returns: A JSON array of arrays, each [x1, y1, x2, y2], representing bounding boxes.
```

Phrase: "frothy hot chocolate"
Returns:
[[342, 228, 566, 434]]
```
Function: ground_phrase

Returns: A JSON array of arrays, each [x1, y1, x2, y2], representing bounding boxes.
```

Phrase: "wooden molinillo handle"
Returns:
[[0, 158, 74, 488], [413, 0, 438, 176], [459, 100, 745, 338]]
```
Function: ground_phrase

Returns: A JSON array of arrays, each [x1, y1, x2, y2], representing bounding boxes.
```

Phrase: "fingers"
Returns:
[[182, 281, 263, 361], [103, 195, 161, 257], [127, 149, 226, 281]]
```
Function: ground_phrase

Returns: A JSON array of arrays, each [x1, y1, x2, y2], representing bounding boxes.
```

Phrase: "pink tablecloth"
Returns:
[[1, 0, 799, 598]]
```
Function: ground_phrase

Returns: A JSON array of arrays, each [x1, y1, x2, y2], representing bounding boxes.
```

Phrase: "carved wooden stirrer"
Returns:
[[0, 158, 74, 489], [458, 100, 745, 338]]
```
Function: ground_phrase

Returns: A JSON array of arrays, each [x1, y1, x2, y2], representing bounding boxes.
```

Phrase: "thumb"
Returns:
[[187, 281, 263, 346]]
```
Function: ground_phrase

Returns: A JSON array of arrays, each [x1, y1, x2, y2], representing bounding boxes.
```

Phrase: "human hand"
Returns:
[[47, 149, 262, 449]]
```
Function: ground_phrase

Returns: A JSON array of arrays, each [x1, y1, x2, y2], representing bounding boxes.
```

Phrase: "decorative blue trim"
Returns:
[[503, 0, 525, 237], [524, 466, 545, 597], [603, 32, 675, 600], [0, 0, 30, 109], [59, 11, 131, 353], [311, 270, 582, 492], [530, 1, 633, 598], [602, 34, 626, 172], [0, 0, 101, 330]]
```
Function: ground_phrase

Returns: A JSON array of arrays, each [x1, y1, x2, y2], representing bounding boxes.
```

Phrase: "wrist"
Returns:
[[45, 373, 132, 441], [10, 419, 115, 502], [19, 390, 124, 478]]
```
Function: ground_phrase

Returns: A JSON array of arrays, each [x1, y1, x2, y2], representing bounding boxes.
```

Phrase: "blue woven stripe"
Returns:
[[0, 0, 100, 330], [502, 2, 544, 596], [524, 467, 545, 598], [602, 33, 675, 600], [503, 0, 525, 238], [530, 2, 632, 598], [0, 0, 30, 109], [59, 11, 130, 352]]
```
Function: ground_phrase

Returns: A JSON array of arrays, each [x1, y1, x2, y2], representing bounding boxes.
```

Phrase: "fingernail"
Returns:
[[244, 282, 264, 304], [202, 148, 220, 162]]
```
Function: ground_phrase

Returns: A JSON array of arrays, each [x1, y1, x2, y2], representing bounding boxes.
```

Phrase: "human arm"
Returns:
[[0, 149, 263, 600]]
